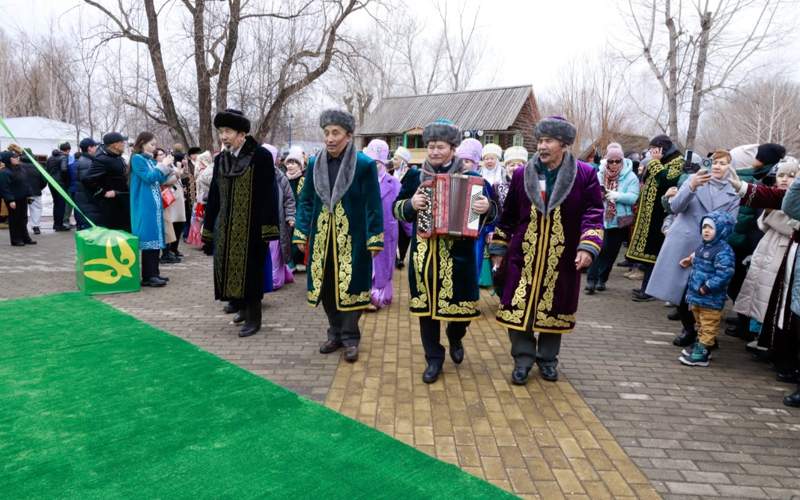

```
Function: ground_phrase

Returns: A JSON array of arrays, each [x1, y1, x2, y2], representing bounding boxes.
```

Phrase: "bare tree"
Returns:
[[622, 0, 791, 149]]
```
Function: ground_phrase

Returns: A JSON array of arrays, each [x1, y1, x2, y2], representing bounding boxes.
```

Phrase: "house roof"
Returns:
[[0, 116, 88, 142], [358, 85, 534, 136]]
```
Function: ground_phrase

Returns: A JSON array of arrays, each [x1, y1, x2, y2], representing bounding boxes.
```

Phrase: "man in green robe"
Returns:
[[293, 109, 384, 363]]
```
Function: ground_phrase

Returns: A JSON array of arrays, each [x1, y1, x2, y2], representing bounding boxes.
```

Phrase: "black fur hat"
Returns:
[[319, 109, 355, 133], [422, 119, 461, 147], [213, 108, 251, 133]]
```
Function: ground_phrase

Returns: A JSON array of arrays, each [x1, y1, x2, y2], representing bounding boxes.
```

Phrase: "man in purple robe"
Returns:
[[364, 139, 400, 309], [492, 116, 604, 384]]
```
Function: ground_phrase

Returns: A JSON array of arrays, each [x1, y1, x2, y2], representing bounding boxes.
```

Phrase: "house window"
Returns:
[[513, 133, 524, 147], [390, 136, 402, 151], [483, 133, 497, 145]]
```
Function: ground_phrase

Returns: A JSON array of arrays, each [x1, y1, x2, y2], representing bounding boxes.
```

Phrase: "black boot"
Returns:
[[672, 328, 697, 347], [239, 301, 262, 337], [223, 302, 238, 314], [784, 387, 800, 407]]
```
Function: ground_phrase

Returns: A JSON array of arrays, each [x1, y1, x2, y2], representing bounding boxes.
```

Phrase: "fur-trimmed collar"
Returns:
[[220, 136, 258, 177], [313, 141, 357, 210], [420, 157, 466, 181], [524, 152, 577, 214]]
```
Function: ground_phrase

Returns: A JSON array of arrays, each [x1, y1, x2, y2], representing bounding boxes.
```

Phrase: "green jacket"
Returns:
[[728, 164, 774, 250]]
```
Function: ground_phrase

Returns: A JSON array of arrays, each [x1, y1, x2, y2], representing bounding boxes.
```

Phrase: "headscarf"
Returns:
[[603, 143, 624, 222]]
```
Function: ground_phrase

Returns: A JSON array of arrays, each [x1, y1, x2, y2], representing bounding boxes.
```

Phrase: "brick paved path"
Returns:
[[2, 232, 799, 499]]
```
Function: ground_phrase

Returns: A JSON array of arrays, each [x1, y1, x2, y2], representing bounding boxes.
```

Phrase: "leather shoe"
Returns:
[[776, 370, 799, 384], [595, 282, 606, 291], [141, 277, 167, 287], [667, 309, 681, 321], [344, 345, 359, 363], [511, 366, 531, 385], [422, 362, 442, 384], [223, 302, 238, 314], [239, 302, 262, 337], [449, 340, 464, 364], [53, 226, 71, 232], [672, 328, 697, 347], [239, 323, 260, 337], [23, 239, 37, 245], [157, 276, 169, 282], [319, 340, 343, 354], [539, 364, 559, 382], [232, 311, 246, 324], [32, 227, 40, 235], [784, 388, 800, 407], [11, 241, 25, 246], [631, 290, 654, 302]]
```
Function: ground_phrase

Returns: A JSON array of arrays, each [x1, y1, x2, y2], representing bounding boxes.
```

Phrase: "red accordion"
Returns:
[[417, 173, 484, 239]]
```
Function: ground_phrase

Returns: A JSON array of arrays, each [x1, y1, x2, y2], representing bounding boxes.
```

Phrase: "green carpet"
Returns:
[[0, 293, 511, 499]]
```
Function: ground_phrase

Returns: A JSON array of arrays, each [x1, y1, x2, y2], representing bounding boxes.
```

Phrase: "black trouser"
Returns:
[[7, 198, 30, 244], [141, 249, 161, 280], [728, 245, 752, 302], [639, 263, 654, 293], [398, 229, 412, 262], [419, 316, 468, 365], [169, 222, 184, 253], [508, 329, 562, 369], [587, 227, 626, 284], [51, 185, 67, 229], [677, 290, 696, 333], [320, 246, 362, 347]]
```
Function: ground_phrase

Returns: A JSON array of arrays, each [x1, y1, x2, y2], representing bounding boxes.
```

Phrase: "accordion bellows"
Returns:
[[417, 174, 484, 239]]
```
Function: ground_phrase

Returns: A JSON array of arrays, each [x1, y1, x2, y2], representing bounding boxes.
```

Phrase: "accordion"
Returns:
[[417, 173, 484, 239]]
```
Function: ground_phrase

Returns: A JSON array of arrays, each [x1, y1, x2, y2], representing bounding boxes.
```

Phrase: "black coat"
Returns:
[[20, 160, 46, 197], [45, 150, 69, 187], [0, 165, 31, 202], [83, 146, 131, 231], [73, 154, 95, 222]]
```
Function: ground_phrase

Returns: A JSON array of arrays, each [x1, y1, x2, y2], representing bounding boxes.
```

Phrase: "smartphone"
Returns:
[[684, 149, 694, 164], [696, 168, 709, 176]]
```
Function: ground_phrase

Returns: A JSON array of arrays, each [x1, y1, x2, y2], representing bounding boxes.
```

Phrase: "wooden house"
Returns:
[[357, 85, 540, 164]]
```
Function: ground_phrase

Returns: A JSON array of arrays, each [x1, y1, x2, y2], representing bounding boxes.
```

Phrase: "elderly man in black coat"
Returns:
[[83, 132, 131, 231]]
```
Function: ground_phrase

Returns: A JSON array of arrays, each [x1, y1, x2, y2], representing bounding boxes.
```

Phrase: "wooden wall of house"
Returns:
[[509, 93, 541, 153]]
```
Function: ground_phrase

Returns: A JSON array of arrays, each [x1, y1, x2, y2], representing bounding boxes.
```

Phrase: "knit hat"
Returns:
[[605, 142, 624, 160], [285, 145, 305, 166], [777, 156, 799, 176], [213, 108, 251, 133], [504, 146, 529, 164], [702, 217, 716, 230], [534, 116, 577, 145], [455, 138, 483, 165], [102, 132, 127, 145], [261, 143, 278, 165], [393, 146, 411, 163], [364, 139, 390, 163], [79, 138, 98, 151], [756, 143, 786, 166], [648, 134, 673, 151], [482, 143, 502, 159], [319, 109, 355, 133], [422, 119, 461, 147], [196, 151, 213, 170], [730, 144, 758, 170]]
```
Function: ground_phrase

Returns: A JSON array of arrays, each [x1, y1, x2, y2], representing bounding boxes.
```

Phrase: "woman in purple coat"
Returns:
[[365, 139, 400, 310]]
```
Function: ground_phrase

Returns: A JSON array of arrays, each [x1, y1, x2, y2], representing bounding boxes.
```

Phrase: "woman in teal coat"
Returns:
[[129, 132, 174, 286]]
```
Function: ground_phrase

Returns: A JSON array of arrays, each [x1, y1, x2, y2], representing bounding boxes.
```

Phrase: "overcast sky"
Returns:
[[4, 0, 800, 93]]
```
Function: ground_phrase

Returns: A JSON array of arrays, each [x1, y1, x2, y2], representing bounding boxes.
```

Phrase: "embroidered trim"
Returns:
[[409, 236, 430, 311], [497, 205, 540, 326], [261, 224, 279, 239], [222, 167, 253, 298], [307, 206, 331, 304], [435, 237, 478, 317], [292, 227, 307, 244], [367, 232, 384, 248], [538, 208, 565, 315], [334, 203, 371, 307], [628, 156, 682, 262]]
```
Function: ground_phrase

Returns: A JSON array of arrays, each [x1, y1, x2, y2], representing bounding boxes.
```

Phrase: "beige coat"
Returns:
[[734, 210, 799, 322]]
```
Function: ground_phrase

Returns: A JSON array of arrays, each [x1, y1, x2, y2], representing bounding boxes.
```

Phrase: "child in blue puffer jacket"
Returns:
[[678, 210, 736, 366]]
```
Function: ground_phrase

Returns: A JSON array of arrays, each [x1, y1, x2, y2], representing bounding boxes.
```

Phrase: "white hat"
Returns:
[[393, 146, 411, 163], [482, 143, 502, 159], [730, 144, 758, 171], [286, 145, 304, 165], [504, 146, 528, 164]]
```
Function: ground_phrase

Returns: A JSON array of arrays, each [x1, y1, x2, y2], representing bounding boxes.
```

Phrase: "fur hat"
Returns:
[[777, 156, 799, 176], [196, 151, 213, 170], [648, 134, 673, 151], [422, 119, 461, 147], [605, 142, 624, 160], [534, 116, 577, 145], [319, 109, 355, 133], [455, 138, 483, 164], [213, 108, 251, 133], [504, 146, 528, 164], [7, 143, 24, 156], [187, 147, 202, 156], [285, 145, 305, 166], [756, 143, 786, 166], [0, 151, 18, 167], [393, 146, 412, 163], [364, 139, 390, 164], [482, 143, 502, 159]]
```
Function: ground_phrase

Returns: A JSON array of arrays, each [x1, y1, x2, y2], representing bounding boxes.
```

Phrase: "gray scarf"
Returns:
[[420, 157, 466, 182], [523, 152, 577, 214], [313, 141, 358, 210]]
